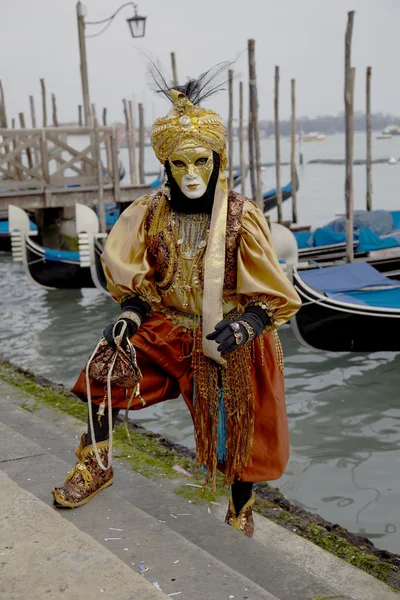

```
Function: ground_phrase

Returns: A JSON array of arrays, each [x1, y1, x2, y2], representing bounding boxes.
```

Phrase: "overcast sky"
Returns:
[[1, 0, 399, 126]]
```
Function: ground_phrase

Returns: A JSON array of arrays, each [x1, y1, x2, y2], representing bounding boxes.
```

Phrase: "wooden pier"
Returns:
[[0, 125, 150, 212]]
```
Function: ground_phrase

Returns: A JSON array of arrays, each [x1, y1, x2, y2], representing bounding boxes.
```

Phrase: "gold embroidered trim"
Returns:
[[119, 311, 142, 329], [245, 295, 277, 332], [148, 195, 178, 291], [159, 306, 198, 331], [119, 292, 157, 312], [238, 319, 256, 342], [272, 330, 284, 373], [158, 306, 240, 333]]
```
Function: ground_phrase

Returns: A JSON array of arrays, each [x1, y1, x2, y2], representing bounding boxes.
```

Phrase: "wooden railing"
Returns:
[[0, 126, 120, 195]]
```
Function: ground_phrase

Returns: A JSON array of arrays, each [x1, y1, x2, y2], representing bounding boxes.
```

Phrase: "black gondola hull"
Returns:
[[293, 272, 400, 352], [0, 233, 11, 252], [26, 238, 95, 289]]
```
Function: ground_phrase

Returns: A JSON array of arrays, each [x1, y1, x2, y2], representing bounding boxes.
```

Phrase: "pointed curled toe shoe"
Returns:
[[52, 433, 114, 508], [225, 495, 255, 538]]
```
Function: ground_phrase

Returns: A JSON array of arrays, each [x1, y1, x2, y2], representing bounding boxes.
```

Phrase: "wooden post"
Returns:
[[111, 127, 121, 204], [40, 130, 50, 188], [40, 78, 47, 127], [92, 105, 106, 233], [344, 11, 355, 263], [29, 95, 40, 167], [274, 66, 283, 223], [138, 102, 145, 184], [102, 107, 112, 177], [78, 105, 83, 126], [12, 118, 23, 181], [51, 93, 58, 127], [77, 1, 92, 126], [0, 81, 10, 170], [19, 112, 33, 170], [366, 66, 372, 211], [248, 39, 263, 210], [123, 98, 135, 185], [228, 69, 234, 190], [0, 80, 8, 128], [29, 95, 37, 127], [128, 99, 138, 184], [291, 79, 298, 224], [171, 52, 179, 87], [248, 85, 256, 201], [299, 126, 304, 165], [239, 81, 246, 196]]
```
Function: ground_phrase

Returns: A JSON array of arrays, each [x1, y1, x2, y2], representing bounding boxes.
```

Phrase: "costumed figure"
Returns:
[[52, 65, 301, 537]]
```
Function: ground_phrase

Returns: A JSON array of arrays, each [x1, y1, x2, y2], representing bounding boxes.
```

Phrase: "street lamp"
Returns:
[[76, 2, 147, 126], [126, 6, 147, 38]]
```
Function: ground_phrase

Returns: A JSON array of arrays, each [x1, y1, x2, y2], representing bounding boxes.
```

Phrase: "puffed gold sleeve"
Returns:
[[100, 195, 161, 308], [237, 201, 301, 329]]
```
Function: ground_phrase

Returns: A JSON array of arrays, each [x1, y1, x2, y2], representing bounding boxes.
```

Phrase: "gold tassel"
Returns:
[[192, 327, 255, 491], [66, 461, 93, 490], [272, 330, 284, 373]]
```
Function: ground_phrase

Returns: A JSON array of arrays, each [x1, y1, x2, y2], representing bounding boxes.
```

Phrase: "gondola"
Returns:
[[8, 204, 108, 294], [291, 262, 400, 352], [0, 210, 38, 252], [263, 169, 299, 213], [295, 210, 400, 263]]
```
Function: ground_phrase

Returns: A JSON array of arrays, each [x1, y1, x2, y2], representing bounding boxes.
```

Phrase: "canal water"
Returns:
[[1, 132, 400, 554]]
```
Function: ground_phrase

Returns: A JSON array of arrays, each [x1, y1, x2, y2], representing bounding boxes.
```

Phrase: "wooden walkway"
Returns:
[[0, 126, 150, 210]]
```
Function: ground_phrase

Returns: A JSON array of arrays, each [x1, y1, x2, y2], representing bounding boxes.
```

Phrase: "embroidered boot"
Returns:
[[52, 433, 113, 508], [225, 495, 255, 538]]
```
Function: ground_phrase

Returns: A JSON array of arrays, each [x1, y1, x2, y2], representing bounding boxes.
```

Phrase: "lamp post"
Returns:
[[76, 2, 147, 126]]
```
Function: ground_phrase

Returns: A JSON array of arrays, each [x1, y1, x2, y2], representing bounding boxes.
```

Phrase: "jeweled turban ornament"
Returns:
[[151, 89, 227, 170]]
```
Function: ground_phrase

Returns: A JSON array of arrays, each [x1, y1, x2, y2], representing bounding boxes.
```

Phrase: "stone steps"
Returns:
[[1, 381, 397, 600]]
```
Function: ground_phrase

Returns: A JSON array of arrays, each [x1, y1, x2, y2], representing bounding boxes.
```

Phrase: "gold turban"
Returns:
[[150, 90, 227, 169]]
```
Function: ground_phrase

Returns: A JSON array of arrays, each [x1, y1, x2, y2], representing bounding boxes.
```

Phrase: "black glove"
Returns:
[[103, 317, 138, 350], [206, 305, 271, 355], [103, 295, 152, 350]]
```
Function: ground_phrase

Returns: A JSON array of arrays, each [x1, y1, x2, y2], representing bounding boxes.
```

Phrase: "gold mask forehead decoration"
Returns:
[[169, 145, 214, 187], [151, 90, 227, 170]]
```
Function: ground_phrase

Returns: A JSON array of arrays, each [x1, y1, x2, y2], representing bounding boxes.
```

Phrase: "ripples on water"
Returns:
[[1, 255, 400, 553]]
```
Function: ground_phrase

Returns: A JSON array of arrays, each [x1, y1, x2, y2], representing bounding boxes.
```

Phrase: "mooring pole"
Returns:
[[171, 52, 179, 87], [51, 93, 59, 127], [345, 11, 355, 263], [248, 39, 263, 210], [138, 103, 145, 184], [40, 78, 47, 127], [228, 69, 234, 190], [128, 99, 138, 185], [291, 78, 298, 224], [274, 66, 283, 223], [76, 1, 92, 126], [366, 66, 372, 211], [92, 104, 106, 233], [239, 81, 246, 196]]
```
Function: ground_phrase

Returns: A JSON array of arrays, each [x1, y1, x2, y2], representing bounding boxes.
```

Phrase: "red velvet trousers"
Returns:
[[72, 312, 289, 482]]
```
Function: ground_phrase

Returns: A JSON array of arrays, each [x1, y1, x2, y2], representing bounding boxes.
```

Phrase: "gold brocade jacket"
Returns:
[[101, 191, 301, 329]]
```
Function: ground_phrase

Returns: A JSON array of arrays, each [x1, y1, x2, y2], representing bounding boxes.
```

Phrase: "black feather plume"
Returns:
[[141, 50, 234, 106]]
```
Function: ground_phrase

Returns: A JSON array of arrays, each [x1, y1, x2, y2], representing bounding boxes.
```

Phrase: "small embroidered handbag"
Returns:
[[84, 321, 142, 471]]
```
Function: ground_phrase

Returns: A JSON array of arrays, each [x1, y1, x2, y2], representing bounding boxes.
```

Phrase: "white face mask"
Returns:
[[180, 173, 207, 199], [169, 145, 213, 199]]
